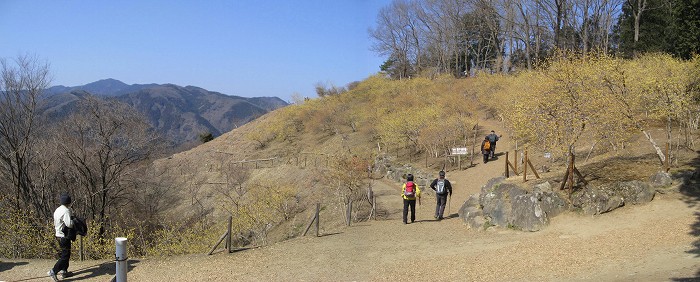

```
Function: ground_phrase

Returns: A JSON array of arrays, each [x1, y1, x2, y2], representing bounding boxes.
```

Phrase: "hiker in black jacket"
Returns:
[[486, 130, 501, 159], [430, 171, 452, 220]]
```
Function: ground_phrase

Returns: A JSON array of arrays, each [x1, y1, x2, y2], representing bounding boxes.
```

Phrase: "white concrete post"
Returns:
[[115, 237, 128, 282]]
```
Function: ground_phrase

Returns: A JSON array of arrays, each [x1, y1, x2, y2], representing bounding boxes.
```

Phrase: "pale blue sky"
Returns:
[[0, 1, 391, 102]]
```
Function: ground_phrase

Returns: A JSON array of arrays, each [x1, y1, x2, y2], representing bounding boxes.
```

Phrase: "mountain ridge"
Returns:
[[43, 79, 288, 148]]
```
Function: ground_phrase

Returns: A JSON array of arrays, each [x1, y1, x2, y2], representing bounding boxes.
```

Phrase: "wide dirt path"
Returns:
[[3, 154, 699, 281], [2, 121, 699, 281]]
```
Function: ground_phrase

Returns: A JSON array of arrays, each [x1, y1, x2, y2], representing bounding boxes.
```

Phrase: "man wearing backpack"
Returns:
[[481, 136, 491, 163], [430, 171, 453, 220], [487, 130, 501, 159], [401, 174, 421, 224]]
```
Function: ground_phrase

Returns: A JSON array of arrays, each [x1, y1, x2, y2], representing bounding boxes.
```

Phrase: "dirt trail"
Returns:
[[2, 122, 700, 281]]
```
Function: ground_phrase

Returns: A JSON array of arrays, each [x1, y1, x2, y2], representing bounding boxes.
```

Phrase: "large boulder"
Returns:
[[458, 194, 487, 229], [511, 193, 549, 231], [573, 186, 624, 215], [572, 181, 655, 215], [537, 190, 569, 218], [480, 183, 526, 227], [649, 171, 673, 188], [615, 180, 656, 204], [461, 178, 569, 231]]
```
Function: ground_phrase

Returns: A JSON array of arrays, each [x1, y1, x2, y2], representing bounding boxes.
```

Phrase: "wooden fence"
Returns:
[[504, 149, 540, 182]]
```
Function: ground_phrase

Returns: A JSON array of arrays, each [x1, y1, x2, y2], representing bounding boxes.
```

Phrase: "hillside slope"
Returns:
[[3, 146, 698, 281]]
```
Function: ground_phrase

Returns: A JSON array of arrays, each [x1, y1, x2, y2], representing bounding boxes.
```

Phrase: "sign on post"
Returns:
[[451, 148, 467, 170]]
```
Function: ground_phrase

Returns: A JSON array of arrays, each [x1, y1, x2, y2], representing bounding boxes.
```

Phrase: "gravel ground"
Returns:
[[2, 144, 699, 281]]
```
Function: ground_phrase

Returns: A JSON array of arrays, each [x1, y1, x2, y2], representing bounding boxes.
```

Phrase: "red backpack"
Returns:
[[404, 181, 416, 198]]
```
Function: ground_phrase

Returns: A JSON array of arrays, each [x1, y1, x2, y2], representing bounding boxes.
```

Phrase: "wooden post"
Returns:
[[568, 153, 575, 197], [208, 231, 229, 255], [505, 151, 510, 178], [559, 161, 571, 191], [80, 236, 84, 261], [458, 155, 461, 170], [514, 149, 518, 174], [226, 216, 232, 253], [527, 158, 540, 179], [303, 210, 318, 236], [523, 150, 528, 182], [346, 200, 353, 226], [255, 160, 258, 169], [315, 203, 320, 237]]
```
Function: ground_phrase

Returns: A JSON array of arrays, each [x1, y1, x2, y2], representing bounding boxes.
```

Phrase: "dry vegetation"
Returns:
[[1, 53, 699, 261]]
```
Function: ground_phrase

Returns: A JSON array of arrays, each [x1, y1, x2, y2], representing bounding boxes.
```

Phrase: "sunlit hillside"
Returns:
[[154, 53, 700, 252]]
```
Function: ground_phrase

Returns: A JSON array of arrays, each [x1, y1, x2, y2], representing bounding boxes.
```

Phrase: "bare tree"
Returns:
[[56, 96, 158, 238], [0, 54, 52, 217]]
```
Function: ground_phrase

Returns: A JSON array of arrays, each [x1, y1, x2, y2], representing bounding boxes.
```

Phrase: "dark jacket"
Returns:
[[487, 133, 499, 143], [63, 217, 88, 241], [430, 178, 452, 196]]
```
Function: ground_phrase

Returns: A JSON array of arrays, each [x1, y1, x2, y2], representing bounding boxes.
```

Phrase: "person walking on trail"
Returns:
[[49, 193, 74, 281], [401, 174, 421, 224], [430, 170, 453, 220], [487, 130, 501, 159], [481, 136, 491, 163]]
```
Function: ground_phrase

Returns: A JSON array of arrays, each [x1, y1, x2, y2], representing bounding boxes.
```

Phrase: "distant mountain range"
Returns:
[[43, 79, 288, 147]]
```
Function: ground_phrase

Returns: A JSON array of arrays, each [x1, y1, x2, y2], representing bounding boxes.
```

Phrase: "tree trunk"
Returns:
[[641, 129, 665, 165]]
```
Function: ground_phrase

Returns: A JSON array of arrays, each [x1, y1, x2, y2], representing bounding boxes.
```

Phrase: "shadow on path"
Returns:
[[672, 150, 700, 281], [0, 261, 28, 273], [11, 260, 139, 282]]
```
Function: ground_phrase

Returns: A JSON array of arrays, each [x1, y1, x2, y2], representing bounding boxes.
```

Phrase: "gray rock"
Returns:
[[616, 180, 656, 204], [649, 171, 673, 188], [511, 193, 549, 231], [459, 194, 491, 229], [480, 176, 506, 196], [573, 186, 624, 215], [467, 215, 488, 230], [537, 191, 569, 218], [480, 183, 527, 227]]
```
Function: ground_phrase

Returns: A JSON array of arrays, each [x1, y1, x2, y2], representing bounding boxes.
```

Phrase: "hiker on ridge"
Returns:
[[429, 170, 452, 220], [48, 193, 74, 281], [486, 130, 501, 159], [401, 174, 421, 224], [481, 136, 491, 164]]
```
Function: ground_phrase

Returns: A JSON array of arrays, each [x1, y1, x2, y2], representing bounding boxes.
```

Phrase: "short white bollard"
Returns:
[[115, 237, 128, 282]]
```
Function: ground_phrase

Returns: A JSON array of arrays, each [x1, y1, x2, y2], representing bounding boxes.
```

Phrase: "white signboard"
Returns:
[[544, 152, 552, 159], [451, 147, 468, 155]]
